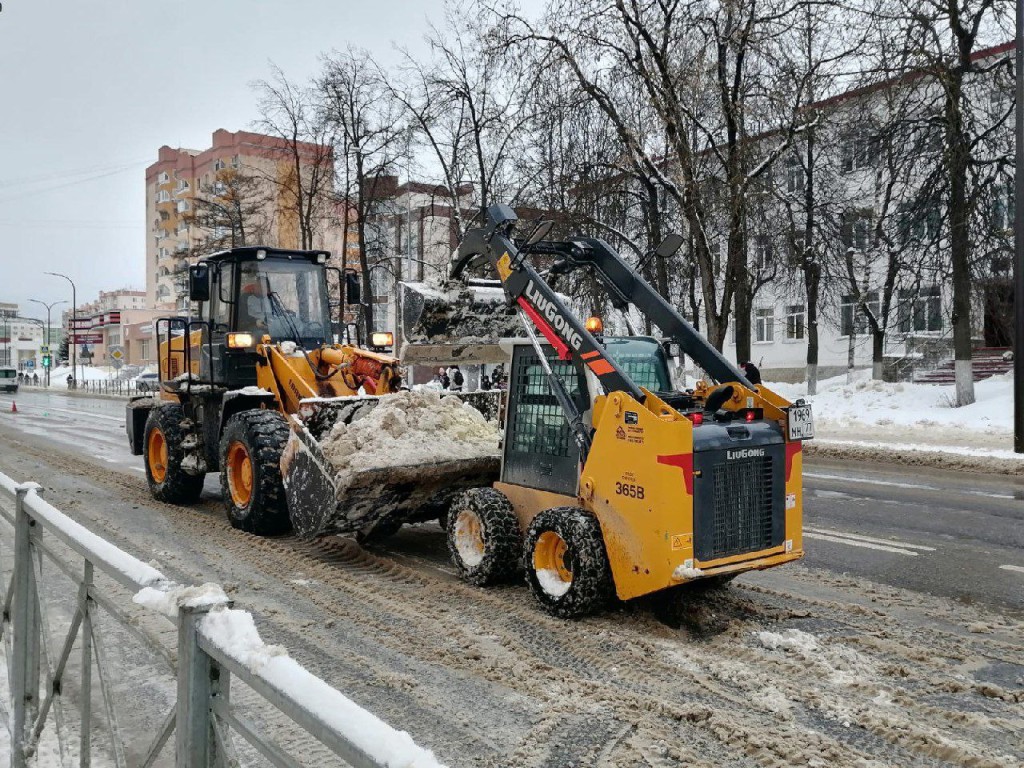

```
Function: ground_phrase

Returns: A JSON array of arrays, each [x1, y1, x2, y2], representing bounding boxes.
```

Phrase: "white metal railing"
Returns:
[[0, 471, 445, 768]]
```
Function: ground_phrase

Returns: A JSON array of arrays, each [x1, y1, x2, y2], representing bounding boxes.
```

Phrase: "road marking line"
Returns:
[[805, 526, 937, 552], [999, 564, 1024, 574], [1, 401, 123, 423], [804, 531, 919, 556], [804, 471, 1016, 500]]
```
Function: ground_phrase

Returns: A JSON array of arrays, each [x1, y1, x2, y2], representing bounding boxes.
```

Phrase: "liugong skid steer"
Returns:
[[418, 205, 811, 618]]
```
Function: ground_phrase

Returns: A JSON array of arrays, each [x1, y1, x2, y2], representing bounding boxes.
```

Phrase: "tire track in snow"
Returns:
[[2, 425, 1022, 767]]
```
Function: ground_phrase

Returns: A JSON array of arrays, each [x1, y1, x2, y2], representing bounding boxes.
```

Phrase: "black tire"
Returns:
[[447, 488, 521, 586], [523, 507, 614, 619], [219, 409, 291, 535], [144, 404, 205, 504]]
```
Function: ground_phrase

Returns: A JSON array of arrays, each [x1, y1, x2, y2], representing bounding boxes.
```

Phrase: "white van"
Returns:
[[0, 367, 18, 393]]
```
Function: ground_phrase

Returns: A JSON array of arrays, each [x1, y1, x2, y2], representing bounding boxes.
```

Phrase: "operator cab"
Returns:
[[169, 247, 334, 389]]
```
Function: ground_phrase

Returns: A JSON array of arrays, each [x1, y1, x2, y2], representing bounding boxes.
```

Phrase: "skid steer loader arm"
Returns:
[[450, 204, 644, 402]]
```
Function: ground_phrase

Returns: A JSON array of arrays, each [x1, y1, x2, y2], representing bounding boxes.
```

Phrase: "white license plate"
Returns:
[[788, 404, 814, 440]]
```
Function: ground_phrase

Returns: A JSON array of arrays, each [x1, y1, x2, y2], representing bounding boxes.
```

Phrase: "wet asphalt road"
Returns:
[[1, 386, 1022, 615]]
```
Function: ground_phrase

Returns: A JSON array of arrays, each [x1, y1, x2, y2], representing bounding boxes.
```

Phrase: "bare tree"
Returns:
[[319, 47, 405, 333], [185, 167, 270, 251], [253, 65, 337, 250], [878, 0, 1014, 404], [497, 0, 816, 358]]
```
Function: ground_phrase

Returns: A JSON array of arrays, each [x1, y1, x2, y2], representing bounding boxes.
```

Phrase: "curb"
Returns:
[[804, 441, 1024, 477]]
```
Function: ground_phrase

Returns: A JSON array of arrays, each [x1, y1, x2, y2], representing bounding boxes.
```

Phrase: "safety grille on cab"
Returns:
[[710, 456, 774, 558]]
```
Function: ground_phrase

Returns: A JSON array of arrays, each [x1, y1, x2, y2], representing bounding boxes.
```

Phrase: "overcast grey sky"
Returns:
[[0, 0, 467, 320]]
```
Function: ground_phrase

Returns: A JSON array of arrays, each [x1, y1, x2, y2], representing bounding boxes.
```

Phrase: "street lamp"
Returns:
[[44, 272, 76, 384], [28, 299, 66, 387]]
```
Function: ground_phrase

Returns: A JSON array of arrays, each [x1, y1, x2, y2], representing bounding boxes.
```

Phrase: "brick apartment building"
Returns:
[[145, 129, 340, 311]]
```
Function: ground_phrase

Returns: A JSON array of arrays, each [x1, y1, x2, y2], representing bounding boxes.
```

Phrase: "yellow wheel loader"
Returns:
[[418, 205, 811, 618], [125, 246, 422, 537]]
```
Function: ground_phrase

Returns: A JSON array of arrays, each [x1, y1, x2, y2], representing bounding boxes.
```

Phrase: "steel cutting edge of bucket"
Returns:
[[398, 281, 519, 365]]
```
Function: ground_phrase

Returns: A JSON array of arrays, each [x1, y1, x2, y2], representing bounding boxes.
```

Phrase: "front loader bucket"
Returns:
[[280, 397, 500, 538], [398, 281, 520, 365]]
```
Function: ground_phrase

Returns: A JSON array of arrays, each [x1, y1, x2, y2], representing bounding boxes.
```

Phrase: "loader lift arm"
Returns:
[[452, 204, 645, 404], [529, 236, 752, 389]]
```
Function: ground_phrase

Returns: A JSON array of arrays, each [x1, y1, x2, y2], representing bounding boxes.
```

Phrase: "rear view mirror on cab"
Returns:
[[189, 264, 210, 302]]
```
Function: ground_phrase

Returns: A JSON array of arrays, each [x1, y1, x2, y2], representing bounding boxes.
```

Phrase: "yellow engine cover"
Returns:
[[581, 389, 803, 601]]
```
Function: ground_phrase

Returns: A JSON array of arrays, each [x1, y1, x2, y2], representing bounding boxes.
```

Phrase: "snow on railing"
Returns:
[[0, 470, 445, 768]]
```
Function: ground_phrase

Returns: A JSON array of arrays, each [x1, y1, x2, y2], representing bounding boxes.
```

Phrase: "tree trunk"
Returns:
[[872, 329, 884, 381], [805, 262, 820, 396], [946, 70, 975, 406], [803, 118, 819, 395], [730, 211, 751, 363]]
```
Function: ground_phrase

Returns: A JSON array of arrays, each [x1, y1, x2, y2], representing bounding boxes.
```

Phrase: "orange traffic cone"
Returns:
[[10, 401, 16, 413]]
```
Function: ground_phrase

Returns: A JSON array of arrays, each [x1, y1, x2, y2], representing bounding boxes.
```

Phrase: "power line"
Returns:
[[0, 163, 147, 204], [0, 158, 150, 190]]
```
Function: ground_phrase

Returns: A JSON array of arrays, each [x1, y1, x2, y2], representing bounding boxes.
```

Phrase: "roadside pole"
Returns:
[[1015, 0, 1023, 453]]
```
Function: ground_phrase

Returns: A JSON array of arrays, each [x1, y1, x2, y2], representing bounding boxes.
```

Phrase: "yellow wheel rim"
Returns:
[[454, 508, 485, 567], [534, 531, 572, 596], [227, 441, 254, 507], [147, 428, 168, 484]]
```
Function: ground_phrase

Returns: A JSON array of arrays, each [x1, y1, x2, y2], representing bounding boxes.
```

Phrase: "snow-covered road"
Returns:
[[0, 389, 1021, 766]]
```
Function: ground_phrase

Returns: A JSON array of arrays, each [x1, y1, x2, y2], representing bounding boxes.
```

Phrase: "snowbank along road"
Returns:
[[0, 388, 1022, 767]]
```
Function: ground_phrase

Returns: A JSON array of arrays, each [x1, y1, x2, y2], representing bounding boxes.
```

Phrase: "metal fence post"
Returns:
[[176, 604, 229, 768], [11, 483, 42, 768]]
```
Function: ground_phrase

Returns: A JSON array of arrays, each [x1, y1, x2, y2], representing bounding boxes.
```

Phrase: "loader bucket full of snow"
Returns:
[[281, 391, 501, 538], [398, 281, 520, 365]]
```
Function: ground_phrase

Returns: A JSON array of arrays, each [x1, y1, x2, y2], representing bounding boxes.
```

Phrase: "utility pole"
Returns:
[[1015, 0, 1024, 453], [45, 272, 76, 386], [28, 300, 66, 387]]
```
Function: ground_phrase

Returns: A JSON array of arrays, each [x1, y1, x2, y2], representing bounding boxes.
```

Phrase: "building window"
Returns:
[[753, 235, 773, 271], [840, 128, 878, 173], [212, 181, 226, 196], [897, 286, 942, 333], [990, 181, 1013, 233], [840, 210, 872, 251], [214, 159, 226, 171], [754, 306, 774, 343], [898, 199, 941, 245], [785, 304, 805, 340], [912, 116, 943, 155], [159, 210, 170, 221], [174, 179, 190, 194], [176, 200, 190, 213], [784, 154, 804, 195], [840, 290, 880, 336], [231, 155, 240, 169], [156, 190, 171, 203], [157, 172, 169, 184]]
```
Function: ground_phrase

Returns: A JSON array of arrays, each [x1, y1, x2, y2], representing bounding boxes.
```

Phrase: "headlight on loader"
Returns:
[[370, 331, 394, 349], [227, 332, 254, 349]]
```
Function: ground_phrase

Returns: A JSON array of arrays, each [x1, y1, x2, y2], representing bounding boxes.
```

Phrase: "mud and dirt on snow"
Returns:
[[0, 424, 1022, 768]]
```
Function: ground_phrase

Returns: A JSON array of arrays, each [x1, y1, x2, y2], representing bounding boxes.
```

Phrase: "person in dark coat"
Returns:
[[740, 361, 762, 386]]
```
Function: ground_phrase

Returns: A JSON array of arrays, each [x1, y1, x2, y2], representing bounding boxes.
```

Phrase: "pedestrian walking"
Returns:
[[450, 366, 464, 392]]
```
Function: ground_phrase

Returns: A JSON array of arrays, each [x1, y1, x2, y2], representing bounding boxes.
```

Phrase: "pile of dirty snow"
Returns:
[[766, 370, 1022, 470], [321, 390, 500, 472]]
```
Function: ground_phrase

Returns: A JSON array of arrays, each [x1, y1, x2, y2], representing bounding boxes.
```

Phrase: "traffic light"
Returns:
[[41, 354, 50, 368]]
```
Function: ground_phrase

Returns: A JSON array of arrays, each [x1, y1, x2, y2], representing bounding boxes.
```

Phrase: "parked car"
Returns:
[[0, 367, 18, 393], [135, 372, 161, 392]]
